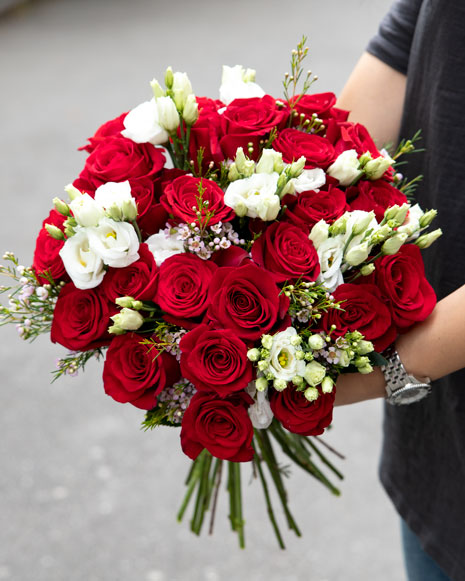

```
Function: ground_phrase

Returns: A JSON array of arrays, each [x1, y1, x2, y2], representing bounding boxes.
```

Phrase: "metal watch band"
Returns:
[[381, 345, 431, 405]]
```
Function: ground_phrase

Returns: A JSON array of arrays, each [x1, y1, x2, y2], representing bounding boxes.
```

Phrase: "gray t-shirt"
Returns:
[[367, 1, 465, 578]]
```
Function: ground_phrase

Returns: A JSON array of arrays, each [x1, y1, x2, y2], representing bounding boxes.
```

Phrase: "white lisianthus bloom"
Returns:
[[172, 71, 193, 110], [224, 172, 280, 221], [59, 228, 105, 289], [316, 236, 345, 292], [245, 382, 274, 429], [327, 149, 363, 186], [69, 193, 105, 228], [266, 327, 306, 382], [110, 308, 144, 332], [255, 149, 284, 174], [156, 96, 180, 133], [309, 219, 330, 250], [219, 65, 265, 105], [94, 181, 137, 221], [88, 218, 139, 268], [145, 228, 185, 266], [397, 203, 424, 239], [304, 360, 327, 387], [292, 168, 327, 193], [121, 99, 169, 145]]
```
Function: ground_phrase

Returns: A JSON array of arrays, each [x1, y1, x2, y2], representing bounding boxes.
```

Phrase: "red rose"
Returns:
[[206, 263, 290, 340], [51, 283, 112, 351], [78, 136, 165, 190], [189, 97, 225, 170], [33, 210, 68, 284], [210, 246, 251, 267], [180, 325, 253, 396], [103, 332, 180, 410], [156, 253, 217, 326], [251, 221, 320, 283], [128, 178, 169, 239], [349, 180, 408, 222], [326, 120, 380, 157], [100, 243, 158, 303], [320, 283, 396, 352], [270, 385, 334, 436], [371, 244, 436, 330], [79, 112, 127, 154], [220, 95, 289, 160], [161, 175, 234, 226], [272, 128, 335, 169], [180, 390, 254, 462], [289, 92, 349, 125], [283, 185, 348, 229]]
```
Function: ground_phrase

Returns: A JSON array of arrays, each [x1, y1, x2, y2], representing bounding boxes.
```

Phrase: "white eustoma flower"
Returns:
[[304, 360, 327, 387], [121, 99, 169, 145], [397, 203, 424, 239], [94, 181, 137, 221], [316, 235, 345, 292], [327, 149, 363, 186], [172, 71, 193, 110], [224, 172, 280, 221], [267, 327, 306, 382], [156, 96, 180, 133], [309, 220, 330, 250], [59, 228, 105, 289], [255, 149, 284, 174], [246, 382, 274, 429], [145, 228, 185, 266], [292, 168, 327, 194], [110, 308, 144, 331], [88, 217, 139, 268], [69, 193, 105, 228], [219, 65, 265, 105]]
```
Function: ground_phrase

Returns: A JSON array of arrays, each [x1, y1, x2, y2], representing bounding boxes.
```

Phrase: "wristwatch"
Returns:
[[381, 345, 432, 405]]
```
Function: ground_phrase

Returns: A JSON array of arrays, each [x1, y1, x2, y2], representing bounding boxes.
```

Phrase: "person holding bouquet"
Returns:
[[335, 1, 465, 579]]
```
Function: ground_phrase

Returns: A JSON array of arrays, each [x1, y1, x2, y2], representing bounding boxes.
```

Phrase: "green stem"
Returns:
[[164, 140, 180, 169], [209, 459, 223, 535], [303, 438, 344, 480], [177, 456, 203, 522], [227, 462, 245, 548], [252, 454, 286, 549], [191, 451, 212, 535]]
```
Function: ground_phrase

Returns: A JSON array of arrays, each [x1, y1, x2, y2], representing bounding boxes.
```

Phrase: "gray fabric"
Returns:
[[367, 1, 465, 579]]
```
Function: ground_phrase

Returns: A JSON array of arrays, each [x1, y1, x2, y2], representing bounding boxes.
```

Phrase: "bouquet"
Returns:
[[0, 39, 441, 548]]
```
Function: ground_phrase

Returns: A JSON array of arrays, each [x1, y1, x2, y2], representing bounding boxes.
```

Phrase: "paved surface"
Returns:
[[0, 1, 405, 580]]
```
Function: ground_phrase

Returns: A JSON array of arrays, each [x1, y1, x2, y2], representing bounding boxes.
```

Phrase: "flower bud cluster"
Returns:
[[327, 148, 395, 186], [158, 380, 197, 424], [176, 221, 245, 261]]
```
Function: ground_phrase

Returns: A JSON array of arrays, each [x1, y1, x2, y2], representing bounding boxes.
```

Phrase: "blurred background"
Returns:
[[0, 1, 402, 580]]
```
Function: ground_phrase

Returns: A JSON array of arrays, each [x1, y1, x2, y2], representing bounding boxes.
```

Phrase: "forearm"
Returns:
[[336, 285, 465, 405], [337, 52, 407, 148]]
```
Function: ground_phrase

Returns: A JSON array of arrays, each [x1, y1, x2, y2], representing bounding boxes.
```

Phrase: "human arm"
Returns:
[[336, 283, 465, 405]]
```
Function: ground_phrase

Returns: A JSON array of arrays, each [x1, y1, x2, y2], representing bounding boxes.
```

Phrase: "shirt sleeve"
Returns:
[[366, 0, 424, 75]]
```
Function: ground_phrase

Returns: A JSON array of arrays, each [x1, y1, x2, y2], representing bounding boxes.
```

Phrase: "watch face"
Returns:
[[390, 383, 431, 405]]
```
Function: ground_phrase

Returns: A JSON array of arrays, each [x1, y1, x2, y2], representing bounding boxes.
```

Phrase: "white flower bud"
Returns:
[[94, 181, 138, 223], [419, 209, 437, 228], [381, 232, 408, 255], [110, 308, 144, 331], [182, 94, 199, 126], [273, 378, 288, 391], [415, 228, 443, 249], [64, 183, 82, 201], [53, 197, 71, 217], [156, 96, 180, 133], [255, 377, 269, 392], [115, 296, 137, 308], [172, 71, 193, 110], [304, 386, 319, 402], [360, 263, 375, 276], [150, 78, 165, 99], [309, 220, 329, 250], [304, 360, 326, 387], [164, 66, 174, 89], [321, 376, 334, 394], [247, 348, 261, 362], [256, 149, 284, 174], [234, 147, 255, 176], [327, 149, 362, 186], [344, 241, 371, 266], [351, 211, 376, 235], [364, 153, 395, 180], [261, 334, 273, 349], [288, 156, 306, 178], [370, 223, 392, 245], [45, 224, 65, 240], [358, 363, 374, 375], [338, 350, 351, 367], [329, 215, 347, 236], [308, 334, 325, 351], [356, 340, 374, 355]]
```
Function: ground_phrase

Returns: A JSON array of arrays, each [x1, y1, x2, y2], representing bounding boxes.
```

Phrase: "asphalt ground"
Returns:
[[0, 1, 404, 580]]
